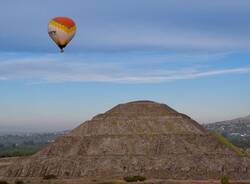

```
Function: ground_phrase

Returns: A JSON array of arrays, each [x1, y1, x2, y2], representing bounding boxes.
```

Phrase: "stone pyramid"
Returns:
[[5, 101, 250, 179]]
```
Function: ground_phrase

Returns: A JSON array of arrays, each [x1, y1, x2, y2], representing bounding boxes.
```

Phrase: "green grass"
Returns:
[[211, 132, 244, 156]]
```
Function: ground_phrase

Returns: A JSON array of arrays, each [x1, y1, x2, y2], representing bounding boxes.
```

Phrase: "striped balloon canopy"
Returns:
[[48, 17, 76, 52]]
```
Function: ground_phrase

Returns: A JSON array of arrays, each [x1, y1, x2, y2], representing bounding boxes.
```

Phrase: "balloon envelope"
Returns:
[[48, 17, 76, 52]]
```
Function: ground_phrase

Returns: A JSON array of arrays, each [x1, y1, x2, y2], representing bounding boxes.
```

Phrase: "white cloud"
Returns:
[[100, 67, 250, 83], [0, 53, 250, 83], [0, 77, 7, 80], [73, 24, 250, 52]]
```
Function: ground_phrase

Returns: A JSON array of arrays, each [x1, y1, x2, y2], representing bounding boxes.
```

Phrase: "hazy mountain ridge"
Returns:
[[0, 131, 68, 145], [204, 115, 250, 149], [0, 124, 69, 136]]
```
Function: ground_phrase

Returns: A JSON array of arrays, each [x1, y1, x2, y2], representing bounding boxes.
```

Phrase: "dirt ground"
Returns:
[[1, 158, 250, 184], [0, 157, 18, 167], [1, 177, 250, 184], [0, 157, 20, 176]]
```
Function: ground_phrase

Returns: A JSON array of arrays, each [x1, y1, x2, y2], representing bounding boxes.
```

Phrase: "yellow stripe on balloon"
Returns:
[[48, 16, 77, 52], [49, 20, 76, 33]]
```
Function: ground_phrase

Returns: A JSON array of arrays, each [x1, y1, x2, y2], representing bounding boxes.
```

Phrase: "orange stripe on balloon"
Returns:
[[53, 17, 75, 28], [49, 20, 76, 33]]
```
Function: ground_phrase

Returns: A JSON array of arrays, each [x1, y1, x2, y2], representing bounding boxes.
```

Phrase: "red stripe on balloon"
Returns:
[[53, 17, 75, 28]]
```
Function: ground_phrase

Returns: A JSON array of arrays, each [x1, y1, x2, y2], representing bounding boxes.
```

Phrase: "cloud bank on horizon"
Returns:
[[0, 52, 250, 83], [1, 0, 250, 52]]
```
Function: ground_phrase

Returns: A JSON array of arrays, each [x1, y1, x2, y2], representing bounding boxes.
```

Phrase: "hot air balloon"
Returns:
[[48, 17, 76, 52]]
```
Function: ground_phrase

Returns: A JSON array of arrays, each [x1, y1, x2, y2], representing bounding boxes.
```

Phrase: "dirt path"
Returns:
[[1, 178, 250, 184]]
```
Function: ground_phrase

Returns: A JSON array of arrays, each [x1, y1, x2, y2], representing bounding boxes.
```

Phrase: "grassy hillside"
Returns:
[[204, 116, 250, 149], [211, 132, 244, 156]]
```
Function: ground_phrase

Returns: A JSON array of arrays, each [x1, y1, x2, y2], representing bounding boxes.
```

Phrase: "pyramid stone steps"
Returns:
[[4, 101, 250, 179]]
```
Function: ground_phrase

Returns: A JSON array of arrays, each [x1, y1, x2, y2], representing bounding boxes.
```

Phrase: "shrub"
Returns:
[[43, 174, 57, 180], [99, 181, 125, 184], [221, 176, 229, 184], [0, 180, 8, 184], [123, 176, 146, 182], [15, 180, 25, 184]]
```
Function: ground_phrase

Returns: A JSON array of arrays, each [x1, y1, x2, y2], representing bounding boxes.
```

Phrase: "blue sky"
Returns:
[[0, 0, 250, 132]]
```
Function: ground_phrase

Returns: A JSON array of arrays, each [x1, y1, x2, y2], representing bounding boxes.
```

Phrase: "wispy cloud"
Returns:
[[149, 67, 250, 82], [75, 26, 250, 52], [0, 77, 7, 80], [0, 52, 249, 83], [100, 67, 250, 83]]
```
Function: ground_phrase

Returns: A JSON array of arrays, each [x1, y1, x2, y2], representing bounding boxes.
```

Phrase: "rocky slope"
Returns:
[[3, 101, 250, 179], [204, 115, 250, 149]]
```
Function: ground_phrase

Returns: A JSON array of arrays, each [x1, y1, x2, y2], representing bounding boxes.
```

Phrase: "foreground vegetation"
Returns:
[[123, 176, 146, 182]]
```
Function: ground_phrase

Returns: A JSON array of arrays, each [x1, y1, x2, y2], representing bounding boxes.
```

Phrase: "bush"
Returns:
[[15, 180, 25, 184], [0, 180, 8, 184], [99, 181, 125, 184], [123, 176, 146, 182], [43, 174, 57, 180], [221, 176, 229, 184]]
